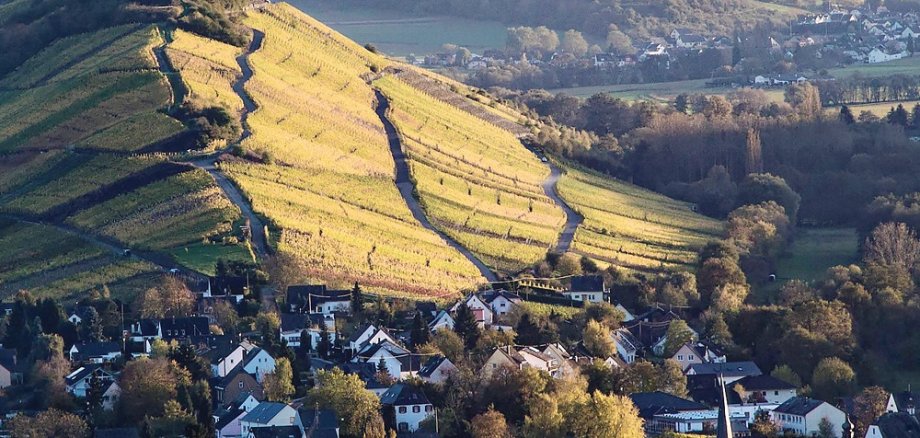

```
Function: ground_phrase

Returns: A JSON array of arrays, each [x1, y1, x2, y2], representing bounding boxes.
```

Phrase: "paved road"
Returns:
[[374, 90, 498, 283], [233, 29, 264, 143]]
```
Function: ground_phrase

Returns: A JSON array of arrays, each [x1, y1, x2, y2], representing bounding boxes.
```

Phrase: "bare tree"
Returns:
[[864, 222, 920, 271]]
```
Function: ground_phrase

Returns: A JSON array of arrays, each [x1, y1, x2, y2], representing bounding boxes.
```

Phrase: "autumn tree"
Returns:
[[864, 222, 920, 273], [307, 368, 381, 438], [471, 406, 511, 438], [263, 357, 295, 402], [745, 128, 763, 174], [811, 357, 856, 401], [736, 173, 801, 224], [8, 408, 88, 438], [583, 320, 615, 358], [853, 386, 891, 436], [135, 276, 195, 319], [785, 82, 822, 119], [523, 394, 565, 438], [118, 358, 192, 424], [569, 391, 645, 438], [663, 320, 695, 357]]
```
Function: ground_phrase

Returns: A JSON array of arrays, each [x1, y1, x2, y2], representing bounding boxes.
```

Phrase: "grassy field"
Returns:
[[776, 228, 859, 283], [170, 242, 254, 275], [829, 100, 920, 118], [376, 74, 566, 273], [286, 1, 509, 56], [549, 80, 787, 102], [558, 165, 723, 272], [231, 4, 486, 299], [828, 56, 920, 78]]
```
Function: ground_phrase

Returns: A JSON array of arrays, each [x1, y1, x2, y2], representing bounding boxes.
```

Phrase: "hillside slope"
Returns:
[[0, 2, 724, 302]]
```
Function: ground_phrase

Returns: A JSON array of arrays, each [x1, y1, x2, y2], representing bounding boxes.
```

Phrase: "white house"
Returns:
[[732, 375, 797, 404], [65, 365, 114, 398], [239, 402, 302, 437], [212, 345, 246, 378], [353, 340, 416, 379], [347, 324, 398, 353], [279, 313, 336, 349], [901, 27, 919, 39], [101, 381, 121, 411], [428, 311, 455, 333], [68, 342, 122, 364], [381, 383, 434, 433], [215, 394, 261, 438], [671, 341, 727, 370], [285, 285, 351, 315], [451, 294, 493, 327], [613, 328, 641, 364], [242, 344, 275, 383], [771, 396, 846, 437], [868, 48, 907, 63], [483, 290, 522, 319], [418, 355, 457, 385]]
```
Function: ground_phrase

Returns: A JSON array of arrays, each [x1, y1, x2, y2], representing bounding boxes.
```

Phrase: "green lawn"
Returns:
[[170, 242, 254, 275], [828, 56, 920, 79], [777, 228, 859, 282], [286, 1, 510, 56]]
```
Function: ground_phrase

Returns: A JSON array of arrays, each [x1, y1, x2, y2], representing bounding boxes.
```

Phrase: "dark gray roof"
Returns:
[[735, 374, 796, 391], [215, 407, 245, 430], [249, 425, 303, 438], [242, 402, 290, 424], [211, 276, 248, 296], [72, 342, 121, 359], [95, 428, 140, 438], [895, 391, 920, 412], [347, 324, 376, 343], [629, 391, 708, 418], [874, 412, 920, 438], [160, 317, 210, 338], [688, 362, 762, 378], [65, 364, 109, 386], [415, 302, 437, 315], [286, 285, 349, 310], [280, 313, 329, 332], [418, 355, 449, 378], [0, 348, 18, 373], [380, 383, 430, 406], [298, 408, 338, 430], [570, 275, 605, 292], [774, 396, 826, 416]]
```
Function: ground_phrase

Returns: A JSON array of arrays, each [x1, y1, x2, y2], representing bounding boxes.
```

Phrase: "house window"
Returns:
[[398, 423, 409, 432], [398, 407, 407, 414], [425, 406, 433, 412], [413, 406, 420, 413], [688, 355, 694, 361], [239, 381, 244, 389], [677, 355, 684, 361], [775, 391, 779, 395]]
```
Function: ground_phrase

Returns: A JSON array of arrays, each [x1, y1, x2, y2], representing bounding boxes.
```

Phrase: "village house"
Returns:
[[866, 412, 920, 438], [128, 317, 210, 342], [630, 391, 711, 435], [352, 340, 419, 379], [215, 393, 261, 438], [298, 408, 340, 437], [417, 355, 456, 385], [450, 294, 493, 327], [346, 323, 397, 353], [65, 364, 115, 398], [481, 346, 560, 378], [613, 327, 641, 364], [685, 361, 762, 384], [732, 374, 797, 404], [68, 341, 122, 364], [212, 365, 264, 405], [0, 348, 21, 388], [670, 340, 727, 370], [100, 380, 121, 411], [242, 343, 276, 383], [249, 425, 303, 438], [480, 289, 522, 320], [428, 310, 454, 333], [239, 402, 302, 437], [772, 396, 847, 437], [286, 285, 351, 315], [380, 383, 434, 433], [279, 313, 336, 349], [562, 275, 608, 303]]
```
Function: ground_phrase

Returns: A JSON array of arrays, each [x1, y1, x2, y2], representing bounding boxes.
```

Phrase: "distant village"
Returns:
[[1, 269, 916, 438], [412, 4, 920, 90]]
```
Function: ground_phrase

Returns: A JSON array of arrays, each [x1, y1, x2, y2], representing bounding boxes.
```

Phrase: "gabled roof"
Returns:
[[279, 313, 329, 332], [614, 328, 642, 352], [773, 396, 827, 416], [734, 374, 796, 391], [244, 346, 272, 366], [380, 383, 431, 406], [679, 341, 725, 359], [630, 391, 708, 418], [158, 317, 210, 337], [213, 363, 257, 389], [415, 302, 437, 315], [347, 324, 377, 344], [428, 311, 454, 329], [242, 402, 289, 424], [286, 284, 350, 310], [298, 408, 338, 430], [873, 412, 920, 438], [356, 340, 408, 360], [72, 342, 121, 359], [215, 407, 245, 430], [418, 355, 451, 378], [249, 425, 303, 438], [480, 289, 522, 304], [65, 364, 110, 386], [570, 275, 605, 292], [687, 362, 762, 378]]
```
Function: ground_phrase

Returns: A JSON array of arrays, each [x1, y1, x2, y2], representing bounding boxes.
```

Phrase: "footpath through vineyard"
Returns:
[[373, 90, 498, 283], [539, 159, 583, 253], [160, 28, 270, 260]]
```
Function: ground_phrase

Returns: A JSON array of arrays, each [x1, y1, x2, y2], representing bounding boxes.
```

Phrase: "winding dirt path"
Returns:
[[157, 27, 270, 260], [532, 150, 584, 254], [373, 90, 498, 283]]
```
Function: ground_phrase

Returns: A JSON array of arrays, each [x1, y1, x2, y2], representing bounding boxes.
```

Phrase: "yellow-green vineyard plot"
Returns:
[[558, 165, 723, 271], [375, 75, 565, 272], [28, 259, 161, 303], [68, 170, 241, 250], [0, 150, 68, 195], [2, 155, 160, 216], [241, 5, 392, 176], [77, 111, 185, 152], [0, 71, 171, 152], [0, 219, 108, 284], [223, 162, 484, 298], [166, 29, 244, 111], [0, 24, 160, 89]]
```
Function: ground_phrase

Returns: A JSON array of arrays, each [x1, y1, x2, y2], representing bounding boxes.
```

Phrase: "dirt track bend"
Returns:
[[373, 89, 499, 283]]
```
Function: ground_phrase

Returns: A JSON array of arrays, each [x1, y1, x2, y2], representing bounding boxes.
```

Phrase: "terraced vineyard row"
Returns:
[[375, 75, 565, 273], [557, 165, 723, 272], [165, 29, 244, 111], [227, 5, 485, 298]]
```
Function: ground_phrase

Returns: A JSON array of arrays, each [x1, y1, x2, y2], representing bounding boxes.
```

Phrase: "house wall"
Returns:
[[805, 404, 846, 438], [671, 345, 703, 370], [219, 373, 264, 405], [563, 292, 603, 303], [243, 350, 276, 383], [423, 362, 457, 385], [317, 300, 350, 315], [0, 366, 12, 389], [741, 388, 797, 404], [481, 351, 516, 379], [217, 411, 247, 438], [394, 404, 434, 432], [369, 351, 402, 378], [240, 406, 300, 437], [213, 347, 245, 378]]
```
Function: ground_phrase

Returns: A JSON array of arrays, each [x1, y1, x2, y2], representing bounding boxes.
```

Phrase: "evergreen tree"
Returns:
[[351, 282, 364, 315], [911, 103, 920, 129], [515, 313, 542, 345], [909, 36, 916, 55], [86, 373, 104, 414], [453, 303, 480, 350], [887, 104, 910, 126], [410, 312, 430, 348], [298, 329, 312, 357], [317, 320, 332, 359], [732, 44, 742, 66], [839, 105, 856, 125]]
